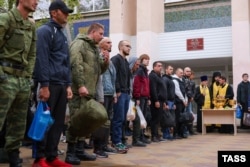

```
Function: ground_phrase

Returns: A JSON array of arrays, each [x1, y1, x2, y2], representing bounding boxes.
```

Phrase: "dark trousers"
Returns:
[[36, 84, 67, 160], [174, 102, 186, 136], [132, 97, 148, 142], [104, 95, 114, 120], [196, 106, 202, 133], [241, 102, 248, 127], [150, 101, 164, 138]]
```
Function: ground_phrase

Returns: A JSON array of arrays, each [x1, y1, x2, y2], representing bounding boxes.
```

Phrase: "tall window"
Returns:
[[33, 0, 110, 19]]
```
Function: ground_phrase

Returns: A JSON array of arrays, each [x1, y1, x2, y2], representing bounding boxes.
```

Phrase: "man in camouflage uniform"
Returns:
[[65, 23, 109, 165], [0, 0, 38, 166]]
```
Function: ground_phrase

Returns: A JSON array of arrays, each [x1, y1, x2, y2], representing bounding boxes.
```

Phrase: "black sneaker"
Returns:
[[132, 141, 147, 147], [141, 138, 151, 144], [151, 137, 160, 142], [94, 150, 108, 158], [173, 135, 183, 139], [103, 146, 117, 155], [158, 137, 167, 142]]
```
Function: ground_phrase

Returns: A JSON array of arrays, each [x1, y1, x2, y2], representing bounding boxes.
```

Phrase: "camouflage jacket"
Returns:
[[0, 8, 36, 78], [70, 34, 109, 98]]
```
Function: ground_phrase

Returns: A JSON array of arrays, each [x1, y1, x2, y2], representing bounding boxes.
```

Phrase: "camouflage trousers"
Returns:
[[0, 75, 30, 152]]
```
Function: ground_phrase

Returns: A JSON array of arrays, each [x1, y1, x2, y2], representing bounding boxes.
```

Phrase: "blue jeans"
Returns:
[[111, 93, 130, 144], [185, 101, 192, 113]]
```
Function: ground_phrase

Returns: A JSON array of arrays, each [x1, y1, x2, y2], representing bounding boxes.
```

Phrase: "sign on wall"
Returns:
[[186, 38, 204, 51], [73, 19, 109, 38]]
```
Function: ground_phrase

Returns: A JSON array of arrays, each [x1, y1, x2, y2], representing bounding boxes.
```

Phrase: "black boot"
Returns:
[[140, 129, 151, 144], [75, 141, 96, 161], [0, 148, 8, 163], [0, 148, 23, 164], [188, 123, 197, 135], [93, 139, 108, 158], [65, 143, 81, 165], [8, 150, 21, 167], [84, 137, 93, 149]]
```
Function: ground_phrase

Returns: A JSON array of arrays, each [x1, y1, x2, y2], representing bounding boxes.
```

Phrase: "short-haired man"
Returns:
[[162, 65, 176, 139], [33, 0, 73, 166], [172, 68, 188, 139], [149, 61, 167, 142], [92, 37, 118, 157], [65, 23, 109, 165], [237, 73, 250, 128], [110, 40, 131, 153], [183, 67, 196, 135], [0, 0, 37, 166]]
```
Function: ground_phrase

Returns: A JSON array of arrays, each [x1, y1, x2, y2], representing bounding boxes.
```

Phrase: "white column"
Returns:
[[109, 0, 136, 57], [231, 0, 250, 93], [136, 0, 164, 70]]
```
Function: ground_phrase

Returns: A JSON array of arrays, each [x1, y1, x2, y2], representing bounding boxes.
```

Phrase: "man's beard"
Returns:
[[122, 50, 129, 56]]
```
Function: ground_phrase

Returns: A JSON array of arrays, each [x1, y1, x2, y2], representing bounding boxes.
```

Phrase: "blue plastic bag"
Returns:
[[28, 101, 54, 141], [236, 105, 242, 119]]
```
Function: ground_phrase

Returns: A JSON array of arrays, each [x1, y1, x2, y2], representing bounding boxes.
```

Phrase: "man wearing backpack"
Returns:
[[33, 0, 73, 166], [0, 0, 38, 166]]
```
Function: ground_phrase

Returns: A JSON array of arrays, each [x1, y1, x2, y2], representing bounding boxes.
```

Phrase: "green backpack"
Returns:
[[69, 99, 108, 137]]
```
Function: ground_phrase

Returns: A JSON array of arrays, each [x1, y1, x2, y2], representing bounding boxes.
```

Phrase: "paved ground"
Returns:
[[0, 128, 250, 167]]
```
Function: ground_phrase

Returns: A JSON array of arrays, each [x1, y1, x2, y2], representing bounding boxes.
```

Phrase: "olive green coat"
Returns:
[[0, 8, 36, 78], [70, 34, 109, 98]]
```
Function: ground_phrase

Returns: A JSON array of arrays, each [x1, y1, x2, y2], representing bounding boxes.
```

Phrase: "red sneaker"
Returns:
[[32, 158, 51, 167], [46, 157, 72, 167]]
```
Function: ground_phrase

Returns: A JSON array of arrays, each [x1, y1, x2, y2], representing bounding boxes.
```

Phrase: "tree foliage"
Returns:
[[0, 0, 15, 10], [8, 0, 15, 10]]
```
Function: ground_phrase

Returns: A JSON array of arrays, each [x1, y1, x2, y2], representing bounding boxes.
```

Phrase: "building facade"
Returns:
[[32, 0, 250, 95]]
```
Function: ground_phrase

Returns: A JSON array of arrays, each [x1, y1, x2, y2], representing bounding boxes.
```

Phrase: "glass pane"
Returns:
[[79, 0, 94, 12], [94, 0, 109, 11], [33, 0, 50, 20]]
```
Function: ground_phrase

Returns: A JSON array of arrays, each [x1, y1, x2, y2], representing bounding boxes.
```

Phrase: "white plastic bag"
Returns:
[[127, 100, 136, 121], [136, 105, 147, 129]]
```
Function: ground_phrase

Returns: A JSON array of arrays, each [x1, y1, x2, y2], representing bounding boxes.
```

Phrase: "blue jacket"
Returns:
[[33, 20, 71, 87], [102, 61, 116, 96]]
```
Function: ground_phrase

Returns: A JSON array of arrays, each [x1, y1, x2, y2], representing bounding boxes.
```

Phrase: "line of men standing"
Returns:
[[1, 1, 250, 167]]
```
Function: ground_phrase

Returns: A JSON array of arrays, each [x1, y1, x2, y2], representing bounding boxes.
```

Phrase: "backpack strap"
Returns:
[[0, 11, 16, 50]]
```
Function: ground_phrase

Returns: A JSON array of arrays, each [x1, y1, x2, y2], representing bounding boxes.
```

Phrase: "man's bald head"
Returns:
[[99, 37, 112, 52], [184, 67, 191, 77], [175, 68, 183, 78]]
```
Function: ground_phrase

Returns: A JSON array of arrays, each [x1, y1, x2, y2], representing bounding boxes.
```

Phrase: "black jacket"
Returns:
[[34, 20, 71, 87], [183, 76, 195, 99], [237, 81, 250, 104], [149, 70, 167, 102], [162, 74, 175, 101], [111, 54, 130, 93], [194, 86, 205, 106]]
